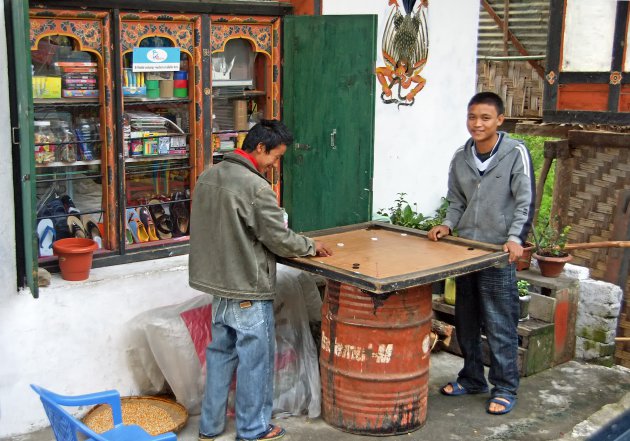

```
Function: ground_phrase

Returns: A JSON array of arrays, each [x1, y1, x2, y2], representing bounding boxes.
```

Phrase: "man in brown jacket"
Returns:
[[189, 119, 331, 441]]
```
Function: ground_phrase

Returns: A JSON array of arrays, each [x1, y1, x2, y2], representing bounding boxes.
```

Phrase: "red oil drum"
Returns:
[[320, 280, 433, 435]]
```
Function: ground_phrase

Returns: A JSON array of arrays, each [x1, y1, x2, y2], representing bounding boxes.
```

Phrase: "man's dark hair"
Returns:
[[242, 119, 294, 153], [468, 92, 505, 116]]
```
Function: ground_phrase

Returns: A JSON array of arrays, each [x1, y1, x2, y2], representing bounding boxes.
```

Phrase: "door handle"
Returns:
[[330, 129, 337, 149], [294, 143, 311, 150]]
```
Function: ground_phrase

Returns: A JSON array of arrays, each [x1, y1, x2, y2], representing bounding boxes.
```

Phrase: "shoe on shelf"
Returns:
[[37, 219, 55, 257], [155, 215, 173, 240], [127, 219, 140, 243], [61, 194, 80, 214], [82, 216, 103, 248], [148, 200, 172, 240], [171, 191, 190, 236], [67, 215, 87, 239], [138, 206, 159, 241], [125, 226, 134, 245], [134, 219, 150, 242], [38, 197, 71, 239]]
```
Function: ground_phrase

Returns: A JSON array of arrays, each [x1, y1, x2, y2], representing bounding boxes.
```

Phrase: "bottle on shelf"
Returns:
[[75, 117, 95, 161]]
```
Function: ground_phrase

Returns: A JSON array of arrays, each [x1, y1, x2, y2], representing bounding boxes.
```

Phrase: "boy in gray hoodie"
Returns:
[[428, 92, 535, 415]]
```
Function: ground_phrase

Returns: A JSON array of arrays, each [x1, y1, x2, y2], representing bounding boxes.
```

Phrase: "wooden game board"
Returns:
[[279, 222, 508, 293]]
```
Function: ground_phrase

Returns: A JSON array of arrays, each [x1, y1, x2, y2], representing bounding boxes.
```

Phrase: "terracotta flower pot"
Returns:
[[53, 238, 99, 281], [516, 242, 535, 271], [533, 252, 573, 278]]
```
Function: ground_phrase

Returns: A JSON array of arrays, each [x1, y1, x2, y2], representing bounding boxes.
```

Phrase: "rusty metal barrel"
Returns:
[[320, 280, 433, 435]]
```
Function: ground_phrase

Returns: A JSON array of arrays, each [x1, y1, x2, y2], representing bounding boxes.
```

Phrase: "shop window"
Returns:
[[121, 36, 193, 248], [32, 35, 109, 258]]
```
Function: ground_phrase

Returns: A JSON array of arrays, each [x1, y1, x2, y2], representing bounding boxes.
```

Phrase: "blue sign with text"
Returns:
[[132, 47, 181, 72]]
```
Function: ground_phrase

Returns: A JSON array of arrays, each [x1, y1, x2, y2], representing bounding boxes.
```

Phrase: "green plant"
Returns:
[[377, 193, 449, 231], [531, 215, 571, 257], [512, 134, 558, 225], [517, 280, 530, 297]]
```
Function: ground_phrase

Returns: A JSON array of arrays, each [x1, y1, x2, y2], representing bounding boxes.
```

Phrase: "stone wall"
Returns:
[[540, 263, 624, 366], [576, 279, 623, 364]]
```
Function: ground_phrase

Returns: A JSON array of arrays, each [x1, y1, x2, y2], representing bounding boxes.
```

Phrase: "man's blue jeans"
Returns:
[[454, 264, 520, 398], [200, 297, 275, 439]]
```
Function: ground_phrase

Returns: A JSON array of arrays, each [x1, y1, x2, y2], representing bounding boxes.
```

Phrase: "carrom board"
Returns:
[[278, 222, 508, 293]]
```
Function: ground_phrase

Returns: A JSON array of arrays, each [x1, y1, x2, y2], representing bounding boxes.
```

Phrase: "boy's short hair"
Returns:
[[468, 92, 505, 116], [242, 119, 294, 153]]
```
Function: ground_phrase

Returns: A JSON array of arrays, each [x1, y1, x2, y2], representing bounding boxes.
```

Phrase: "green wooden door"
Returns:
[[9, 0, 38, 297], [283, 15, 376, 232]]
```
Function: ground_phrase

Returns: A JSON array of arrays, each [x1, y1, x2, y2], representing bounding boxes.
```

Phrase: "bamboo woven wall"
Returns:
[[476, 60, 545, 118], [553, 131, 630, 367]]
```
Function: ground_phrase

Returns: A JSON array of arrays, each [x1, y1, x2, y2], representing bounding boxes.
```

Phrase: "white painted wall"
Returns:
[[562, 0, 616, 72], [0, 1, 480, 437], [323, 0, 479, 216], [0, 256, 200, 437], [0, 1, 18, 300]]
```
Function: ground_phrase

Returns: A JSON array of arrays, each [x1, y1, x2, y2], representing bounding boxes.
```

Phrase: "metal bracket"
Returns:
[[294, 143, 311, 150], [330, 129, 337, 149]]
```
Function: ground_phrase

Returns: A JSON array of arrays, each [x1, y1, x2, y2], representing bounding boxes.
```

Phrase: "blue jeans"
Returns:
[[454, 264, 520, 398], [200, 297, 275, 439]]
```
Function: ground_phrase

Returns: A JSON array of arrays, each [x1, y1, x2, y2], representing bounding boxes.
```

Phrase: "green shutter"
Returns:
[[10, 0, 38, 297], [283, 15, 376, 232]]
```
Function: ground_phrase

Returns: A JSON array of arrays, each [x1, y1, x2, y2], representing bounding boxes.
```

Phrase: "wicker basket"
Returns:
[[83, 396, 188, 435]]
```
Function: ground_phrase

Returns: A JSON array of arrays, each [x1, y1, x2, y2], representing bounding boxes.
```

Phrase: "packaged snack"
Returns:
[[34, 121, 56, 164]]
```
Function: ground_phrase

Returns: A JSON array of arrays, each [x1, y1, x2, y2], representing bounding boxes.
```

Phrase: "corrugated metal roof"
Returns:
[[477, 0, 550, 58]]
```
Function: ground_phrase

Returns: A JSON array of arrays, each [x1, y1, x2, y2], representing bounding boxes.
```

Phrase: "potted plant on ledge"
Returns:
[[517, 280, 531, 321], [531, 216, 572, 278]]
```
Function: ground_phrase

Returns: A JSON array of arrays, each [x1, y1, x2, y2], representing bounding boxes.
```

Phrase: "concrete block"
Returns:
[[575, 336, 616, 359], [576, 311, 618, 343], [575, 325, 616, 344], [579, 301, 621, 319], [579, 280, 623, 315], [563, 263, 590, 280]]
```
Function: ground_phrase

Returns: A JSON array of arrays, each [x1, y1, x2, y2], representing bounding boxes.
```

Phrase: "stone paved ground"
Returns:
[[9, 351, 630, 441]]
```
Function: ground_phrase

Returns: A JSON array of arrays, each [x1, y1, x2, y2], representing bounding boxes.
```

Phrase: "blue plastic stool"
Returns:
[[31, 384, 177, 441]]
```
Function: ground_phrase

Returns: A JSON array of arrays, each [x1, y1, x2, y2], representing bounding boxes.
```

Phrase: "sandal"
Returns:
[[37, 219, 56, 257], [236, 425, 285, 441], [440, 381, 488, 396], [134, 219, 150, 242], [83, 218, 103, 248], [486, 395, 516, 415], [148, 200, 173, 239], [138, 206, 159, 241], [170, 196, 190, 236], [67, 215, 87, 238]]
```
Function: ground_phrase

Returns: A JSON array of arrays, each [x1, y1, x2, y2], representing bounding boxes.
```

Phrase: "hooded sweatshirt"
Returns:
[[442, 132, 535, 246]]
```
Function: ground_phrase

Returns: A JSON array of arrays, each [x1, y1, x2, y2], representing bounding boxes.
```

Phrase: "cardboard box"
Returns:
[[143, 137, 159, 156], [32, 76, 62, 99], [123, 86, 146, 97], [62, 89, 99, 98]]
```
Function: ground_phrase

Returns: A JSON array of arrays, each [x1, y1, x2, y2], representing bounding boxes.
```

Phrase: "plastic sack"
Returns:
[[127, 265, 322, 418], [127, 295, 213, 414], [272, 265, 322, 418]]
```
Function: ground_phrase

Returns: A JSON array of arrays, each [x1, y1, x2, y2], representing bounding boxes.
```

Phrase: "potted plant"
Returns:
[[517, 280, 531, 321], [531, 216, 572, 278], [516, 238, 535, 271]]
